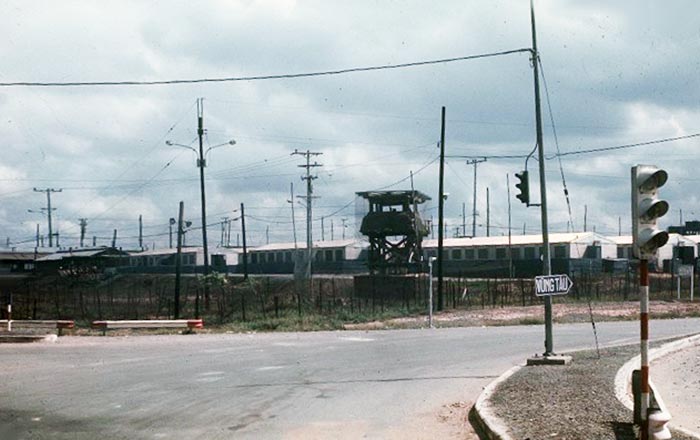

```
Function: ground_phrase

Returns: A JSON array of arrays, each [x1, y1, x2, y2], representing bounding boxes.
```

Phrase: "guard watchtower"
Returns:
[[356, 190, 431, 274]]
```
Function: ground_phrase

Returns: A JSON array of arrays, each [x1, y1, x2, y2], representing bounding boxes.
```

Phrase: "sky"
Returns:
[[0, 0, 698, 250]]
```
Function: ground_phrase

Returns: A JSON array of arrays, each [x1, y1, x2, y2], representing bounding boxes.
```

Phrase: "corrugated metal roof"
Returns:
[[423, 232, 615, 248], [36, 247, 128, 262], [129, 247, 242, 257], [607, 236, 632, 245], [0, 252, 51, 261], [252, 239, 362, 252]]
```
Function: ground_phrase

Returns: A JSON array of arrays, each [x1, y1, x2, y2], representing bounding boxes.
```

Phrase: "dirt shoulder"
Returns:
[[345, 300, 700, 330]]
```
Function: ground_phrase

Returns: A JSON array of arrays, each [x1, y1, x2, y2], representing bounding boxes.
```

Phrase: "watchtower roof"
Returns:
[[356, 190, 431, 205]]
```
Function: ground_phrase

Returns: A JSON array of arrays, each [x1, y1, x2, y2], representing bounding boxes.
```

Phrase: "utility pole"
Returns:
[[331, 219, 334, 240], [138, 215, 143, 250], [321, 217, 325, 241], [437, 106, 446, 311], [462, 202, 467, 237], [227, 216, 232, 247], [486, 187, 491, 237], [466, 159, 486, 237], [531, 0, 555, 357], [265, 225, 269, 244], [195, 98, 211, 311], [111, 229, 117, 248], [92, 236, 96, 247], [240, 203, 248, 280], [35, 224, 40, 248], [288, 183, 298, 249], [341, 218, 348, 240], [79, 218, 87, 247], [584, 205, 588, 232], [33, 188, 62, 247], [174, 201, 184, 319], [292, 149, 322, 301], [166, 99, 236, 312], [507, 174, 514, 279], [618, 216, 622, 236], [169, 218, 176, 248], [220, 217, 229, 247]]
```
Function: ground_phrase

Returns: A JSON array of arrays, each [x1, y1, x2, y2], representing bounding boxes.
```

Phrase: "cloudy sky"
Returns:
[[0, 0, 698, 250]]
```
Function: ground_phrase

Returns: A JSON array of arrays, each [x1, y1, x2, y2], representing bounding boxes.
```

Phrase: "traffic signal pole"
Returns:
[[631, 164, 669, 439], [530, 0, 554, 356], [639, 258, 650, 440]]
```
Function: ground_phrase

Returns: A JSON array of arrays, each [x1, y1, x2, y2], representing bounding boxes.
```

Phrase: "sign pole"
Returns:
[[640, 259, 650, 440]]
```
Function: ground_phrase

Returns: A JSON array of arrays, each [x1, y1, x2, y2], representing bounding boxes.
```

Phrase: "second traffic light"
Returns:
[[515, 170, 530, 205]]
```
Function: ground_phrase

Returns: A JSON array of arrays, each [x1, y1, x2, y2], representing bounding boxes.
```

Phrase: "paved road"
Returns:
[[652, 338, 700, 435], [1, 318, 699, 439]]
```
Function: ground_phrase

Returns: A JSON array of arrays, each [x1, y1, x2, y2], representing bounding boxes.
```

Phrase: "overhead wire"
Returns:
[[0, 49, 533, 88]]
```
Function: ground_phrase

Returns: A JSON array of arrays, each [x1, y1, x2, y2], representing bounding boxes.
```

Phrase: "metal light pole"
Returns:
[[167, 98, 235, 313]]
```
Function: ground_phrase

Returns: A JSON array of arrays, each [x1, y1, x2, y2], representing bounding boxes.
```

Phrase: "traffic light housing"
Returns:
[[631, 165, 669, 258], [515, 170, 530, 205]]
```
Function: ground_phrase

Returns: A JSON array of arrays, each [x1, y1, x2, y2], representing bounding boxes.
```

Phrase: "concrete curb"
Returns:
[[0, 334, 57, 344], [470, 365, 520, 440], [614, 333, 700, 440]]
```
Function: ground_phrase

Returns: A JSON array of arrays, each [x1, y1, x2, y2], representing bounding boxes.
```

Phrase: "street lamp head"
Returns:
[[228, 139, 236, 146], [165, 140, 173, 146]]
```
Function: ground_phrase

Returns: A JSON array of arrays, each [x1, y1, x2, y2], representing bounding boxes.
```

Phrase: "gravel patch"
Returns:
[[488, 343, 695, 440]]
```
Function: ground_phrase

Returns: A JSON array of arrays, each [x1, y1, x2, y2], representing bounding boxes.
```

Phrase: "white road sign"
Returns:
[[534, 274, 573, 297]]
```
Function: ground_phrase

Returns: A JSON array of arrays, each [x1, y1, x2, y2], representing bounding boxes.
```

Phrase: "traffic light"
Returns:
[[631, 165, 669, 258], [515, 170, 530, 205]]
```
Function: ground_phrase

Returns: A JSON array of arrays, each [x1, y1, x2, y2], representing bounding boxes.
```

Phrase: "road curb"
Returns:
[[470, 365, 520, 440], [614, 333, 700, 439], [0, 334, 57, 344]]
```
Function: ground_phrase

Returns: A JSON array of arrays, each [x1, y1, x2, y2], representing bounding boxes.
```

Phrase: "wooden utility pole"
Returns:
[[240, 202, 248, 280], [466, 159, 487, 237], [486, 187, 491, 237], [79, 218, 87, 247], [437, 106, 446, 311], [174, 201, 184, 319], [288, 183, 298, 249], [292, 149, 322, 301], [138, 215, 143, 250], [33, 188, 62, 247]]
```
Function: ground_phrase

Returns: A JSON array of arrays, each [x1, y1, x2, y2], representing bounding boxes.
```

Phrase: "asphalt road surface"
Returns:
[[2, 318, 699, 439]]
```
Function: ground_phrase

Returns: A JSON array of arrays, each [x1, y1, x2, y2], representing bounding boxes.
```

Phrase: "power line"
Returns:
[[547, 132, 700, 158], [0, 49, 532, 88]]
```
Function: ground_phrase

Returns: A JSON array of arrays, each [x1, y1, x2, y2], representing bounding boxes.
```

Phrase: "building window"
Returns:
[[276, 252, 283, 263], [335, 249, 343, 261], [325, 250, 333, 261], [285, 252, 292, 263], [495, 248, 506, 259], [451, 249, 462, 260], [511, 248, 522, 260], [477, 248, 489, 259], [251, 254, 258, 264], [464, 249, 475, 260], [524, 247, 536, 259], [554, 245, 567, 259]]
